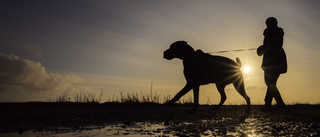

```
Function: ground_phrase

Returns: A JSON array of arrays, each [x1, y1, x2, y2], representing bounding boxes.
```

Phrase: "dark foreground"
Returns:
[[0, 102, 319, 136]]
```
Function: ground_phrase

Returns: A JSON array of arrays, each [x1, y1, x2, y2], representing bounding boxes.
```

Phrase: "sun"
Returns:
[[243, 66, 250, 73]]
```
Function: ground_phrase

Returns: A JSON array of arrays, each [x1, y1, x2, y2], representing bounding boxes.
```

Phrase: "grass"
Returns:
[[107, 91, 194, 104], [52, 89, 320, 106], [74, 90, 103, 103], [107, 91, 165, 103], [51, 80, 196, 104], [49, 89, 103, 103], [52, 89, 195, 104]]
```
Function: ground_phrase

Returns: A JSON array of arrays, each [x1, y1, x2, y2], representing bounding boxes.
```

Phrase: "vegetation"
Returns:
[[106, 91, 194, 104], [1, 89, 319, 134], [51, 89, 103, 103], [52, 89, 194, 104]]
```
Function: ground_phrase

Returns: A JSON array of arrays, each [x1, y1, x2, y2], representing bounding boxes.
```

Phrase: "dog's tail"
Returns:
[[236, 57, 242, 67]]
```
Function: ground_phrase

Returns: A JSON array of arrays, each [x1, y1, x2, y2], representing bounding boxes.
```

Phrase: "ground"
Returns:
[[0, 102, 319, 135]]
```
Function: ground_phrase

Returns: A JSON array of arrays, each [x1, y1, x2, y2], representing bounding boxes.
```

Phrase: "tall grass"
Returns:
[[104, 81, 193, 104], [53, 89, 103, 103], [106, 91, 169, 104], [55, 90, 70, 102], [53, 80, 195, 104], [74, 90, 103, 103], [105, 91, 193, 104], [53, 90, 194, 104]]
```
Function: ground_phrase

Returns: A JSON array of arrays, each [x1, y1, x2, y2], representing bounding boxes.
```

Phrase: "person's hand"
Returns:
[[257, 45, 264, 56]]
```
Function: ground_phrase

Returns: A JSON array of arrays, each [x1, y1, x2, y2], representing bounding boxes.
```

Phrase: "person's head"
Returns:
[[266, 17, 278, 29]]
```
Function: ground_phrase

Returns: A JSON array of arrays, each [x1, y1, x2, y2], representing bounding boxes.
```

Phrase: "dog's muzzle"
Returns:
[[163, 50, 174, 60]]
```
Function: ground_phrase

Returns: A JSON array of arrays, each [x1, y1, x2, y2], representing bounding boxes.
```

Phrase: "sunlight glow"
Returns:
[[243, 66, 250, 73]]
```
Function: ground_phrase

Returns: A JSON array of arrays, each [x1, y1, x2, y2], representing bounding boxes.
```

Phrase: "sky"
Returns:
[[1, 0, 319, 104]]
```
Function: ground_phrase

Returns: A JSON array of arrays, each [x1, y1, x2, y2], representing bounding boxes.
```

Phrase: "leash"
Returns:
[[208, 48, 257, 54]]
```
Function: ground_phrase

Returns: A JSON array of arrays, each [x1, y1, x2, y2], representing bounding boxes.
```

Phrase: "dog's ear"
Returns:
[[179, 41, 188, 45], [170, 41, 188, 48]]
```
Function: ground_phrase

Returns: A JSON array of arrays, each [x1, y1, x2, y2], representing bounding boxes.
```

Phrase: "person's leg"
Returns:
[[264, 72, 273, 107], [265, 72, 285, 106], [271, 74, 285, 106]]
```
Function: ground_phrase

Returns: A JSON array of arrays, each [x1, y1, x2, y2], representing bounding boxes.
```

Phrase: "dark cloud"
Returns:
[[0, 53, 82, 101]]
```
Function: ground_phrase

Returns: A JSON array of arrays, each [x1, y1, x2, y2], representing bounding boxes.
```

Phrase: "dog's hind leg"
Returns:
[[213, 84, 227, 110], [233, 77, 251, 112]]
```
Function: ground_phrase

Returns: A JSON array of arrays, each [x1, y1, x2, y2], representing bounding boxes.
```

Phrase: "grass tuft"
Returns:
[[52, 89, 103, 103]]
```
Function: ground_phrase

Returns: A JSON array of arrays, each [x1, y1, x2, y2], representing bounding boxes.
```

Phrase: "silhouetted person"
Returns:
[[257, 17, 287, 110]]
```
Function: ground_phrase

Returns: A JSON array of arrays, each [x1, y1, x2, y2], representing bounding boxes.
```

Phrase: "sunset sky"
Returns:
[[1, 0, 319, 104]]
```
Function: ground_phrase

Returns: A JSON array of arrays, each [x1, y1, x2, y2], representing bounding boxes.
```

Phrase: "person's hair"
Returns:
[[266, 17, 278, 26]]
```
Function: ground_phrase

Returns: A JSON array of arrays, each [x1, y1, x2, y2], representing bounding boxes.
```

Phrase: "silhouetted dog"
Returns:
[[163, 41, 251, 113]]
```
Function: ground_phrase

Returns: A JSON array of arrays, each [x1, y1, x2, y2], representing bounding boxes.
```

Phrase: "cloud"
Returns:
[[0, 53, 83, 102]]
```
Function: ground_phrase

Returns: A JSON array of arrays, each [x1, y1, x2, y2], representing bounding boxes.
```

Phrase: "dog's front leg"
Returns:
[[187, 85, 200, 114], [164, 84, 192, 106]]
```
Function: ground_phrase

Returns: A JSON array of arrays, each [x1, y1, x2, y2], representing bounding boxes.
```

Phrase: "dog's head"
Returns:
[[163, 41, 195, 60]]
